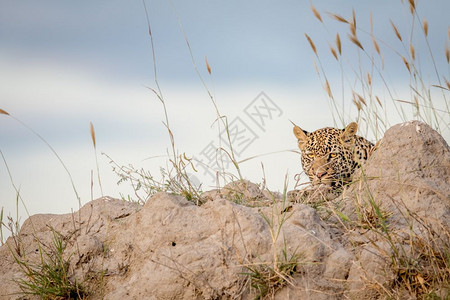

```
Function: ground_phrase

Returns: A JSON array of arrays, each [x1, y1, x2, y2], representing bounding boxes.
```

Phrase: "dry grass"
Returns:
[[106, 152, 202, 205], [0, 109, 82, 209], [300, 3, 449, 297], [90, 122, 103, 197], [318, 168, 450, 299], [243, 180, 303, 299], [0, 114, 106, 298], [0, 108, 10, 116], [244, 249, 300, 300], [1, 0, 448, 298], [305, 0, 449, 140]]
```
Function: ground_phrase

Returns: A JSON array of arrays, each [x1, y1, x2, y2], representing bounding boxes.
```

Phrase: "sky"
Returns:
[[0, 0, 449, 237]]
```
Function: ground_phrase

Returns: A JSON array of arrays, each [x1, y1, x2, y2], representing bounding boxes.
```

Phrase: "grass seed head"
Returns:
[[408, 0, 415, 14], [353, 97, 362, 111], [90, 122, 96, 148], [310, 4, 323, 23], [444, 78, 450, 90], [350, 9, 357, 36], [348, 34, 364, 50], [304, 33, 317, 55], [324, 79, 333, 99], [0, 108, 10, 116], [446, 44, 449, 64], [372, 36, 381, 55], [336, 33, 342, 55], [423, 19, 429, 37], [410, 43, 415, 60], [329, 45, 338, 60], [328, 12, 348, 24], [205, 56, 212, 75], [354, 91, 367, 106], [376, 96, 382, 107], [390, 20, 402, 41], [350, 22, 356, 37], [370, 12, 373, 33], [313, 59, 319, 75], [402, 56, 411, 73]]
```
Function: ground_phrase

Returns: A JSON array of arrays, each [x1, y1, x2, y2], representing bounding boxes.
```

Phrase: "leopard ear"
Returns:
[[341, 122, 358, 143], [293, 125, 308, 150]]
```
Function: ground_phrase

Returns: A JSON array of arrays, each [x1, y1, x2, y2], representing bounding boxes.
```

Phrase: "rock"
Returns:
[[0, 121, 448, 299], [287, 184, 338, 203], [346, 242, 394, 299], [348, 121, 450, 231], [323, 247, 353, 280], [342, 121, 450, 298]]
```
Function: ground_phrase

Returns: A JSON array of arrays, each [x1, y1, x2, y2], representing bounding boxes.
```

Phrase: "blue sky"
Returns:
[[0, 1, 449, 233]]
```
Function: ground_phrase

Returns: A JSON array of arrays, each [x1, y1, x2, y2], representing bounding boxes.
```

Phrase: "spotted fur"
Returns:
[[293, 122, 374, 188]]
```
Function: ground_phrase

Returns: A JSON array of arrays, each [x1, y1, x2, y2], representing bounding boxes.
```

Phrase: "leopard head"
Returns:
[[293, 122, 359, 188]]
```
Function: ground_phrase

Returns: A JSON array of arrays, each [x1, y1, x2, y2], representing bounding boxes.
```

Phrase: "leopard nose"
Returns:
[[316, 170, 327, 179]]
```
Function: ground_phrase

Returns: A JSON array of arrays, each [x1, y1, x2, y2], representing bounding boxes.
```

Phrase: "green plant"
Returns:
[[139, 1, 245, 196], [12, 228, 88, 299], [106, 153, 203, 205], [242, 177, 303, 299], [383, 219, 449, 298], [302, 4, 449, 295], [353, 186, 391, 231], [335, 169, 450, 298], [0, 149, 32, 255], [391, 238, 450, 297], [0, 111, 109, 298], [244, 246, 300, 299], [85, 1, 208, 207]]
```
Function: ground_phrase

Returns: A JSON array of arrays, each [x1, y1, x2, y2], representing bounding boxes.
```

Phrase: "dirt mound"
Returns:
[[341, 121, 450, 299], [1, 121, 449, 299]]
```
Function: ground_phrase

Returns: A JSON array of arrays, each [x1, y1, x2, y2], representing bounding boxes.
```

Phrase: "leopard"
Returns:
[[293, 122, 375, 189]]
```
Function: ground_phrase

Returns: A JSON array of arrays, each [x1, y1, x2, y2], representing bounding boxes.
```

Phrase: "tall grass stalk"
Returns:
[[142, 0, 175, 163], [0, 207, 3, 245], [244, 176, 300, 298], [0, 109, 82, 209], [90, 122, 103, 197], [0, 150, 34, 249], [306, 1, 449, 140], [166, 0, 243, 181], [141, 1, 204, 198], [330, 169, 450, 298]]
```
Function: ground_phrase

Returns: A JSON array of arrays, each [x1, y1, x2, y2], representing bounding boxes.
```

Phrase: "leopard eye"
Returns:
[[330, 153, 337, 158], [306, 153, 315, 158]]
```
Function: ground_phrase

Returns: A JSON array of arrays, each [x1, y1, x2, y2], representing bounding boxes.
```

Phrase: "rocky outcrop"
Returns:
[[342, 121, 450, 299], [0, 121, 448, 299]]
